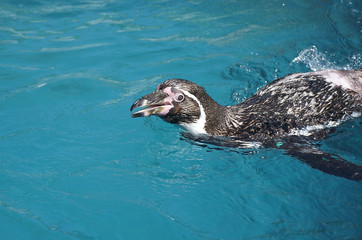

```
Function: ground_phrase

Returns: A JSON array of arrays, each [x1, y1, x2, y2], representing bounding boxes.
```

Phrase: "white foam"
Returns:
[[292, 46, 337, 71], [351, 112, 361, 118], [233, 140, 263, 149]]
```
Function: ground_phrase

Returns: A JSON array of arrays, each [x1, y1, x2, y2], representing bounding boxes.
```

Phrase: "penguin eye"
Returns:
[[174, 93, 185, 102]]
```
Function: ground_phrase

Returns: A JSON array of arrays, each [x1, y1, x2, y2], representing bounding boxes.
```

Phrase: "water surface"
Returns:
[[1, 0, 361, 239]]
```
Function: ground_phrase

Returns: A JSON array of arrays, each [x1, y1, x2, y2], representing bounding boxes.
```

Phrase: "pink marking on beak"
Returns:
[[158, 104, 173, 115]]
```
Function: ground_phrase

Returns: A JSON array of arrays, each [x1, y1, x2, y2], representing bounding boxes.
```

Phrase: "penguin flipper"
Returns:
[[281, 142, 362, 181], [181, 132, 362, 181]]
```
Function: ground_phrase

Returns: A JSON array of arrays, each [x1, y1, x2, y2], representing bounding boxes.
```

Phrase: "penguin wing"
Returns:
[[280, 140, 362, 181], [180, 132, 362, 181]]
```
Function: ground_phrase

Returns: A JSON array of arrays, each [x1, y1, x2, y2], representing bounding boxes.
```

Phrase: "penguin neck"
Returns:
[[181, 89, 244, 137], [195, 92, 231, 136], [199, 93, 251, 137]]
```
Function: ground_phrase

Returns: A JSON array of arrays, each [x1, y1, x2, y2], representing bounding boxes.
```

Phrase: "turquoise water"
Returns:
[[1, 0, 362, 239]]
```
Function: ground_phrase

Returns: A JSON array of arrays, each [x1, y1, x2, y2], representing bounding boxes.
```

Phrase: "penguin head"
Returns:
[[130, 79, 208, 134]]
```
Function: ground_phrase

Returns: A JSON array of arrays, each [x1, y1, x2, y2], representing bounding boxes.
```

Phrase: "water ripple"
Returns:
[[39, 42, 112, 52]]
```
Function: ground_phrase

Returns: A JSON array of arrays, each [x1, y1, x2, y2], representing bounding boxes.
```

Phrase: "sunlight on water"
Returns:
[[0, 0, 361, 239]]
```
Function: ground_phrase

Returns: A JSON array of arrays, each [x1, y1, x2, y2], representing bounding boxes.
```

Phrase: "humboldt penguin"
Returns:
[[130, 69, 362, 181]]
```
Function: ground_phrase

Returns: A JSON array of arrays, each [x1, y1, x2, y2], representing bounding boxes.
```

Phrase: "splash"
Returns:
[[347, 53, 362, 69], [292, 46, 337, 71], [293, 46, 362, 71]]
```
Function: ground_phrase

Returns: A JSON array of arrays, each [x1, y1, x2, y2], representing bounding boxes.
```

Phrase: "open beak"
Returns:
[[130, 91, 173, 118]]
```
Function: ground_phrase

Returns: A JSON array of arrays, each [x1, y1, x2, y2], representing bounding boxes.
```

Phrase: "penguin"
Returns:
[[130, 69, 362, 181]]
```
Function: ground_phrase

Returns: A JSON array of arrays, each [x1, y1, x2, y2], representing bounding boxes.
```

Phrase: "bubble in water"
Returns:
[[348, 53, 361, 69]]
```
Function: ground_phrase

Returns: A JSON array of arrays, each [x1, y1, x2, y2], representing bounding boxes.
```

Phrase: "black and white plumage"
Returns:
[[131, 69, 361, 139], [130, 69, 362, 181]]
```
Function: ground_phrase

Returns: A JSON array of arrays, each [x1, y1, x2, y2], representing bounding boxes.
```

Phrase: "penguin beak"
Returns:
[[130, 91, 173, 118]]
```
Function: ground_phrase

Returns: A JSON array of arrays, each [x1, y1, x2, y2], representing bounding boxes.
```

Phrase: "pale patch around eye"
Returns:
[[173, 92, 185, 102]]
